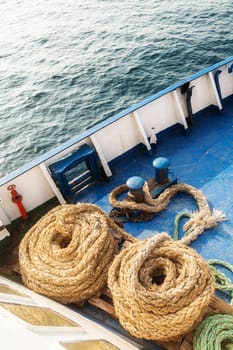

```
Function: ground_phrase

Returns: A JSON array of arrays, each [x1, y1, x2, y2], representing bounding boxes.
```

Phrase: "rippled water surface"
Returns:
[[1, 0, 233, 177]]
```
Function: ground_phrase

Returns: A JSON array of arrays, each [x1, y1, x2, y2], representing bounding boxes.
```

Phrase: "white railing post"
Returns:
[[173, 90, 188, 129], [133, 111, 152, 150], [39, 163, 66, 204], [90, 135, 112, 178], [208, 72, 223, 110]]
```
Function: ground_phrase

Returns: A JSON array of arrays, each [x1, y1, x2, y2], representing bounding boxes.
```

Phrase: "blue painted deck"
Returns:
[[70, 95, 233, 350], [77, 95, 233, 304]]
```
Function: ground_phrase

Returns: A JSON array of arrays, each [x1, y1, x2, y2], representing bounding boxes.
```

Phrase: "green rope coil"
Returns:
[[173, 213, 233, 305], [193, 314, 233, 350], [208, 259, 233, 305]]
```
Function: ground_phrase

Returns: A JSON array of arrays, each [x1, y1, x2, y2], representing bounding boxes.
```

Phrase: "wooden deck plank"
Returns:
[[87, 293, 233, 350]]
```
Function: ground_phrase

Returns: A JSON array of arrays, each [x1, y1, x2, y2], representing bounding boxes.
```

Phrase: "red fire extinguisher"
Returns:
[[7, 184, 28, 220]]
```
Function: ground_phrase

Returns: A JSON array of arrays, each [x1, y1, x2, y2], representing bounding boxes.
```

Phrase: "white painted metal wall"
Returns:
[[218, 65, 233, 99], [137, 93, 183, 135], [90, 115, 142, 162], [0, 167, 55, 223]]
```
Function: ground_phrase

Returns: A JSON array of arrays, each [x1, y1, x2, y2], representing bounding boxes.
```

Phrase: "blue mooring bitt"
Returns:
[[126, 157, 177, 202], [152, 157, 170, 184], [126, 176, 145, 203]]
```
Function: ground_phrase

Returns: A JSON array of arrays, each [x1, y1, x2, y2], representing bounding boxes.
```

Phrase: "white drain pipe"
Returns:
[[0, 220, 10, 240]]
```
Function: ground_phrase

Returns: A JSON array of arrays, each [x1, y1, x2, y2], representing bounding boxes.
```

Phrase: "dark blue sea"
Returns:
[[1, 0, 233, 177]]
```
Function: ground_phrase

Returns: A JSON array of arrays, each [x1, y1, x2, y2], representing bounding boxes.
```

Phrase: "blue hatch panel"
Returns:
[[49, 144, 103, 202]]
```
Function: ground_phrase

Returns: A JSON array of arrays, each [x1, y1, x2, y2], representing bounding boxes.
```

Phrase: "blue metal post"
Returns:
[[153, 157, 170, 184], [126, 176, 145, 203]]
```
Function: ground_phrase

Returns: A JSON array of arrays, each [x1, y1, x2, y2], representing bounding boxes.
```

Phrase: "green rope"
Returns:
[[174, 213, 233, 304], [208, 259, 233, 305], [193, 314, 233, 350], [173, 214, 233, 348], [173, 212, 193, 240]]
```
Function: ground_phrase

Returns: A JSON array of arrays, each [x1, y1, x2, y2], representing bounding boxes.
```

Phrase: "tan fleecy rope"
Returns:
[[19, 203, 135, 304], [18, 184, 222, 343], [109, 182, 225, 244], [108, 232, 215, 342]]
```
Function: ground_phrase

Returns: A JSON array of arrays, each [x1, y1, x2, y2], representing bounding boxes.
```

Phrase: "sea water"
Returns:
[[1, 0, 233, 177]]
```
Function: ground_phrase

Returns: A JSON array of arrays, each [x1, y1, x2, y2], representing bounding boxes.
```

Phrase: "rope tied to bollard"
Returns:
[[109, 182, 225, 244]]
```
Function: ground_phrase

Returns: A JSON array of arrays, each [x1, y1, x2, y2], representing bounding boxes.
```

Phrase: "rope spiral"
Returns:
[[109, 182, 225, 245], [193, 314, 233, 349], [19, 203, 134, 304], [208, 259, 233, 304], [108, 232, 215, 342]]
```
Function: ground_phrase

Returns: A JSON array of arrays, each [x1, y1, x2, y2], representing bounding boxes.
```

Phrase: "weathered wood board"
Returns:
[[88, 291, 233, 350]]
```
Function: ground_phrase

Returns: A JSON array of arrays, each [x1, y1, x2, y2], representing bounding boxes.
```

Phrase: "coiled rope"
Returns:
[[193, 314, 233, 350], [19, 203, 135, 304], [109, 182, 225, 245], [208, 259, 233, 305], [108, 232, 215, 342], [18, 183, 227, 344]]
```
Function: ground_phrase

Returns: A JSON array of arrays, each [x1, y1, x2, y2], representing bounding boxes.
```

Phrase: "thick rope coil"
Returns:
[[109, 183, 225, 244], [193, 314, 233, 349], [108, 232, 215, 342], [19, 203, 135, 304]]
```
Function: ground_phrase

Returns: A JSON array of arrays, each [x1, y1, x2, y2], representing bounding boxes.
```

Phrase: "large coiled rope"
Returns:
[[18, 182, 226, 344], [109, 182, 225, 245], [19, 203, 135, 304], [193, 314, 233, 349], [108, 232, 215, 342]]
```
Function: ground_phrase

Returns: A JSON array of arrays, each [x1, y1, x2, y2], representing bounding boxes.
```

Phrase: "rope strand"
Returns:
[[109, 182, 226, 245], [208, 259, 233, 305], [193, 314, 233, 350]]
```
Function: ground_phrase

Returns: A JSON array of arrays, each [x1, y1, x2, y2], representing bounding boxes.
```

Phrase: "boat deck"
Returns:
[[78, 95, 233, 286], [1, 95, 233, 350], [68, 95, 233, 350]]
